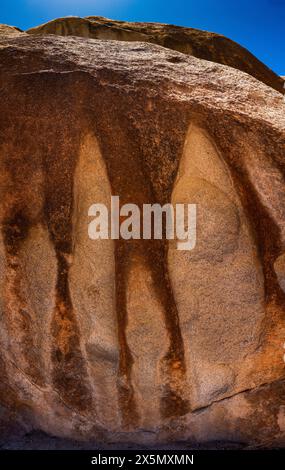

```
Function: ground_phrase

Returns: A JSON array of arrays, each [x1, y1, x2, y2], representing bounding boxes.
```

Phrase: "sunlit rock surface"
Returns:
[[25, 15, 285, 94], [0, 20, 285, 448]]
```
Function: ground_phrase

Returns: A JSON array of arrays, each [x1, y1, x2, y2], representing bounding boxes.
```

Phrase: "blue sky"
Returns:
[[1, 0, 284, 75]]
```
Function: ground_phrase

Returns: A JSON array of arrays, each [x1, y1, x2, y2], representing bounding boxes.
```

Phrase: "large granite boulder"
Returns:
[[0, 22, 285, 448], [25, 16, 285, 94]]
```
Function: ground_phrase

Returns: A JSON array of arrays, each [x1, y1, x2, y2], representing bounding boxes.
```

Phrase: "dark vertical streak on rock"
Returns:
[[89, 98, 141, 426], [231, 171, 283, 304], [206, 117, 285, 307], [129, 99, 191, 418], [0, 78, 47, 386], [49, 249, 93, 412], [115, 240, 139, 427], [203, 113, 285, 358], [7, 73, 94, 414], [0, 73, 94, 413], [149, 240, 190, 418], [1, 208, 45, 385], [42, 113, 93, 414], [87, 84, 190, 423]]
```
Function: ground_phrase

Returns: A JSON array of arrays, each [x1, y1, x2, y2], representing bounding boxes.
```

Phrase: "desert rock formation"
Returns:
[[25, 16, 285, 95], [0, 24, 25, 37], [0, 20, 285, 448]]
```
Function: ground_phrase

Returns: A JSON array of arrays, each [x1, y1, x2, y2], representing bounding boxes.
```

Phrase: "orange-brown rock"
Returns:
[[26, 15, 284, 94], [0, 24, 25, 37], [0, 26, 285, 448]]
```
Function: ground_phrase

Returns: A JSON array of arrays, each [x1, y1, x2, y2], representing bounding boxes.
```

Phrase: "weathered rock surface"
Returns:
[[0, 25, 285, 448], [25, 16, 285, 94], [0, 24, 25, 37]]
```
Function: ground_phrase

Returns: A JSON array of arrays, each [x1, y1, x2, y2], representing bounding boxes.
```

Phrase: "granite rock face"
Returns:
[[25, 15, 285, 94], [0, 22, 285, 448]]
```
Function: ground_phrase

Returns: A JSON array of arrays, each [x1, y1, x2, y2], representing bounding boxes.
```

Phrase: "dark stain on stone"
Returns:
[[115, 240, 139, 427], [2, 210, 30, 255], [1, 201, 45, 385], [50, 252, 93, 412], [86, 83, 191, 423], [238, 379, 285, 444], [38, 74, 94, 414], [207, 117, 285, 306], [0, 73, 94, 413]]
